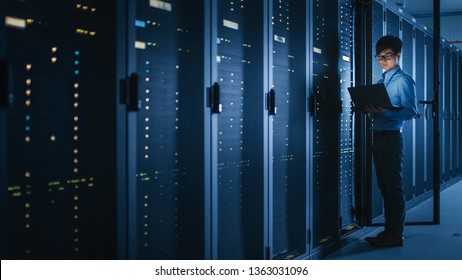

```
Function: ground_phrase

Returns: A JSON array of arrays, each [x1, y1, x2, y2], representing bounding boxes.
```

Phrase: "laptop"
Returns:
[[347, 83, 399, 111]]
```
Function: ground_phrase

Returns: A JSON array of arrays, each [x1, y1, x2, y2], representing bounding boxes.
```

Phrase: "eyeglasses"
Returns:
[[375, 53, 396, 61]]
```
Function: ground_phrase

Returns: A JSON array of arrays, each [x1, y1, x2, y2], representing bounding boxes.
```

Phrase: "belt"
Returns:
[[373, 130, 401, 137]]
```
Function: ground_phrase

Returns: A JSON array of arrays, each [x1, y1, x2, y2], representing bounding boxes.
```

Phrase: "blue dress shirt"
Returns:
[[371, 65, 419, 131]]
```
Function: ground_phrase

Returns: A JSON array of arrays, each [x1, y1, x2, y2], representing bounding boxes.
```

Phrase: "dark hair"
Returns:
[[376, 35, 402, 55]]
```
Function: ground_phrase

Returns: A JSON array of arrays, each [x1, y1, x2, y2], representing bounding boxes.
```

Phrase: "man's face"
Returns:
[[376, 48, 400, 72]]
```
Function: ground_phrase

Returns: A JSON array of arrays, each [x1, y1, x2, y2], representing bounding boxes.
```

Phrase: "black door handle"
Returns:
[[120, 73, 140, 112], [127, 73, 139, 112], [418, 100, 434, 105], [209, 82, 222, 114], [309, 95, 317, 117], [267, 88, 277, 116]]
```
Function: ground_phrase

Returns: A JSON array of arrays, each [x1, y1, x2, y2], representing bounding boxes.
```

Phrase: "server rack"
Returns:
[[270, 0, 308, 260], [310, 0, 341, 249], [125, 0, 209, 259], [338, 0, 355, 232], [213, 0, 267, 260], [2, 1, 118, 259]]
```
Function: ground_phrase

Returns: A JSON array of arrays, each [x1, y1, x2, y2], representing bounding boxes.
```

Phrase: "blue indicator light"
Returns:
[[135, 20, 147, 28], [25, 126, 30, 132], [25, 115, 31, 121]]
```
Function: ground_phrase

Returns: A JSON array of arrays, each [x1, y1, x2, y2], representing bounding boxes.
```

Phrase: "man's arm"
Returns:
[[382, 76, 419, 120]]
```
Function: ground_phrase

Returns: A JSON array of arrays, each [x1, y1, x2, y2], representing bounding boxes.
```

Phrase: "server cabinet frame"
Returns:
[[424, 32, 435, 196], [400, 18, 416, 202], [266, 0, 274, 260], [358, 0, 441, 227], [116, 0, 129, 259], [205, 0, 214, 261], [414, 26, 426, 197], [305, 0, 314, 258]]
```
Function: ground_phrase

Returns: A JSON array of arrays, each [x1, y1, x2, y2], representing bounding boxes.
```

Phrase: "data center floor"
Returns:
[[323, 180, 462, 260]]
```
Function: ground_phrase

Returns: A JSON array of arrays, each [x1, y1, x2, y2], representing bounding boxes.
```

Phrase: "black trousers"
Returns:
[[372, 131, 405, 238]]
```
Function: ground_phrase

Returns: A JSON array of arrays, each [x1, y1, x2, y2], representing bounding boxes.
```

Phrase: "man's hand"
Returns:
[[364, 104, 386, 114]]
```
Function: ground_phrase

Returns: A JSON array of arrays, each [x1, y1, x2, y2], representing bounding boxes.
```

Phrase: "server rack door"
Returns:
[[451, 51, 458, 178], [414, 28, 425, 196], [401, 20, 415, 201], [270, 0, 307, 259], [3, 1, 118, 259], [215, 0, 266, 259], [127, 1, 207, 259], [311, 0, 340, 249], [369, 0, 384, 220], [443, 45, 451, 182], [425, 35, 435, 192], [338, 0, 355, 231]]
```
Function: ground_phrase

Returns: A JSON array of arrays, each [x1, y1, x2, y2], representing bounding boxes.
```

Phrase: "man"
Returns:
[[364, 35, 419, 247]]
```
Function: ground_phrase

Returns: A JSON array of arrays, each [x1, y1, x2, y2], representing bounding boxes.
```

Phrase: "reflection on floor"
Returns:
[[323, 180, 462, 260]]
